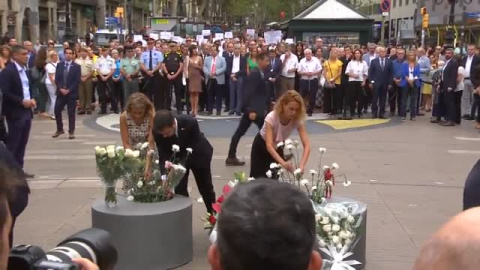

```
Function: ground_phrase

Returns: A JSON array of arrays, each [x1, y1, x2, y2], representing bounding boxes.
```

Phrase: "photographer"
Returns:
[[0, 162, 99, 270]]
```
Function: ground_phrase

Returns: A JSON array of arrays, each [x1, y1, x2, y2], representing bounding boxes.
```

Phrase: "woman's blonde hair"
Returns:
[[126, 93, 155, 117], [274, 90, 306, 121], [47, 50, 58, 63], [406, 50, 417, 64]]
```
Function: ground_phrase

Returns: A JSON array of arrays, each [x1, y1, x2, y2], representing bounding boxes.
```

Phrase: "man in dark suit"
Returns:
[[0, 45, 36, 171], [461, 44, 480, 120], [440, 48, 460, 126], [24, 41, 36, 70], [266, 46, 283, 102], [52, 48, 81, 139], [222, 42, 235, 113], [225, 52, 270, 166], [368, 47, 393, 119], [227, 44, 247, 116], [153, 110, 216, 213]]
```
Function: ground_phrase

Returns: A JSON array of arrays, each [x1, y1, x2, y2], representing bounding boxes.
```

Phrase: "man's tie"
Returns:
[[149, 50, 153, 70], [211, 57, 216, 75], [381, 58, 384, 70], [63, 62, 69, 86]]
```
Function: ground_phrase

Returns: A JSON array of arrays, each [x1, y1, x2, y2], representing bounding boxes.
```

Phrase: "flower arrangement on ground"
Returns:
[[126, 144, 189, 203], [94, 145, 125, 207]]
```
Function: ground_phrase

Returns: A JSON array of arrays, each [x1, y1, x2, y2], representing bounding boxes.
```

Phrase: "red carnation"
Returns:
[[209, 215, 217, 225], [212, 202, 222, 213], [217, 195, 225, 204]]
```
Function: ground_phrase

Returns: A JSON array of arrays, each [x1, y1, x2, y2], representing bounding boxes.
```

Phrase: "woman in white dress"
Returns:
[[45, 50, 59, 120], [345, 49, 369, 118]]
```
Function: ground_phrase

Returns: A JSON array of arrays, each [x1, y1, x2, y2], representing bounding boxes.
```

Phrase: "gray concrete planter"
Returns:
[[92, 195, 193, 270]]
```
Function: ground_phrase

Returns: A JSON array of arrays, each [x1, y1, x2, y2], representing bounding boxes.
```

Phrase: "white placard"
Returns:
[[202, 30, 211, 36], [215, 33, 224, 40], [160, 32, 172, 40], [225, 32, 233, 39], [196, 35, 204, 44], [133, 35, 143, 42], [274, 30, 282, 42], [246, 29, 255, 36], [285, 38, 294, 44], [149, 33, 159, 40], [172, 36, 182, 43]]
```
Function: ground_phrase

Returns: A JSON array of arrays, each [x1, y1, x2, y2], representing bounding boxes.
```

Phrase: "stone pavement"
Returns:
[[13, 112, 480, 270]]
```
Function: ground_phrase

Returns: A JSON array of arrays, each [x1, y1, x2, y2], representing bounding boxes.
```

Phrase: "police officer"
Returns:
[[94, 46, 117, 114], [163, 42, 184, 113], [121, 45, 140, 104], [140, 38, 164, 108]]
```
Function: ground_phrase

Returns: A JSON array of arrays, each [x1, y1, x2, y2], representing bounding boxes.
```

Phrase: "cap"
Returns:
[[102, 45, 110, 49]]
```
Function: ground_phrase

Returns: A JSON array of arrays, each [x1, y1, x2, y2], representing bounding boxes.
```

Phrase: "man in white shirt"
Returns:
[[94, 46, 116, 114], [297, 49, 322, 116], [279, 45, 298, 98], [461, 44, 480, 119]]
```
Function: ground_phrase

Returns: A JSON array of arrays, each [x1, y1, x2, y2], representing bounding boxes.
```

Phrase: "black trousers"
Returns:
[[175, 166, 216, 213], [444, 90, 458, 123], [227, 113, 264, 158], [454, 90, 463, 124], [389, 84, 402, 114], [345, 81, 363, 116], [54, 95, 76, 133], [299, 79, 319, 114], [250, 133, 283, 179], [97, 77, 117, 113], [0, 116, 6, 143], [207, 79, 223, 113], [167, 76, 184, 113], [372, 83, 388, 117], [113, 80, 124, 111], [224, 75, 230, 111]]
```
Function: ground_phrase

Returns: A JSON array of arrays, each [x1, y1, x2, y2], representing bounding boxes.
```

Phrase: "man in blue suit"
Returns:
[[266, 46, 283, 101], [203, 46, 227, 116], [52, 48, 81, 139], [368, 47, 393, 119], [0, 45, 36, 173]]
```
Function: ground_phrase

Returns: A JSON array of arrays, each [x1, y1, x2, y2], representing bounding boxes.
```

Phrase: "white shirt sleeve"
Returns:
[[46, 63, 56, 74], [345, 61, 353, 75]]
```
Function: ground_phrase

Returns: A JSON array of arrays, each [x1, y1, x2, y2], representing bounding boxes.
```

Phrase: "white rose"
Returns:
[[321, 198, 326, 203], [345, 239, 352, 246], [332, 236, 340, 244], [309, 169, 318, 175], [318, 238, 326, 247], [98, 148, 107, 156], [136, 143, 142, 149], [161, 175, 167, 181], [315, 214, 322, 222], [137, 181, 144, 188], [148, 149, 155, 155], [266, 170, 273, 178], [336, 243, 343, 250], [172, 144, 180, 152], [347, 215, 355, 224], [132, 150, 140, 158], [323, 224, 332, 232], [284, 139, 293, 145], [155, 160, 159, 164], [248, 177, 255, 181], [319, 147, 327, 154], [125, 149, 134, 158], [332, 163, 340, 170], [294, 169, 302, 176], [148, 180, 155, 186], [186, 148, 193, 154], [338, 231, 347, 239], [300, 179, 309, 186], [323, 165, 330, 171], [276, 142, 284, 148], [320, 217, 330, 225], [116, 146, 124, 153], [270, 163, 279, 169], [277, 169, 284, 176], [332, 224, 341, 232], [293, 140, 299, 147], [286, 144, 294, 150], [141, 142, 149, 150], [94, 146, 101, 154], [127, 195, 134, 201], [107, 149, 115, 158]]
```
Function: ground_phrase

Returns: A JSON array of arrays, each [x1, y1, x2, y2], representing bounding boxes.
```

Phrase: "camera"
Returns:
[[8, 228, 117, 270]]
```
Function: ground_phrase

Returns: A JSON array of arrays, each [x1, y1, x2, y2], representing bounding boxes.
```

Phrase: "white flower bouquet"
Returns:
[[122, 142, 152, 192], [94, 145, 125, 206], [313, 199, 367, 270]]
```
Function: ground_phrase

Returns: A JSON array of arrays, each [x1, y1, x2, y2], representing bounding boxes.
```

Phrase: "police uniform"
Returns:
[[121, 57, 140, 105], [164, 50, 184, 113], [140, 48, 163, 107], [95, 53, 117, 113]]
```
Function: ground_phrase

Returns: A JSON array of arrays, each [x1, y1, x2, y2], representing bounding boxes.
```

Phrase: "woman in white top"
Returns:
[[45, 50, 59, 120], [345, 49, 369, 118], [455, 55, 467, 124], [250, 90, 311, 179]]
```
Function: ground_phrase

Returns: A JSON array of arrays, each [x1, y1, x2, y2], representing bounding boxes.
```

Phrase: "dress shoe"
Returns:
[[430, 118, 440, 123], [78, 110, 86, 115], [69, 132, 75, 139], [462, 114, 471, 119], [464, 116, 474, 121], [228, 111, 235, 115], [441, 121, 455, 126], [207, 112, 213, 116], [52, 131, 65, 138], [224, 107, 229, 112], [225, 157, 245, 166], [236, 112, 242, 116], [216, 111, 221, 116], [410, 117, 416, 121]]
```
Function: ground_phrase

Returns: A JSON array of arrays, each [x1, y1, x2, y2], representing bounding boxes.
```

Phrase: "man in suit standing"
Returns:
[[52, 48, 81, 139], [368, 47, 393, 119], [266, 46, 283, 102], [222, 42, 235, 113], [0, 45, 36, 172], [440, 48, 459, 127], [153, 110, 216, 214], [462, 44, 480, 120], [203, 46, 227, 116], [227, 44, 247, 116], [225, 52, 270, 166], [24, 41, 36, 70]]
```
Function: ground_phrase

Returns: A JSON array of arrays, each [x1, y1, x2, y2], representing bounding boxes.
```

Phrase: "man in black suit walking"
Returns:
[[52, 48, 81, 139], [153, 110, 216, 213], [225, 52, 271, 166], [0, 45, 36, 172], [368, 47, 393, 119], [440, 48, 460, 126]]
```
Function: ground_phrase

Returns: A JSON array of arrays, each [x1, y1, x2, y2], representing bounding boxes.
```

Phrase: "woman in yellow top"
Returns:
[[322, 48, 343, 116]]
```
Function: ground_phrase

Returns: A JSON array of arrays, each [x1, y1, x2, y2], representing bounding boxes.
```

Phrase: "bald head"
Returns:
[[413, 207, 480, 270]]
